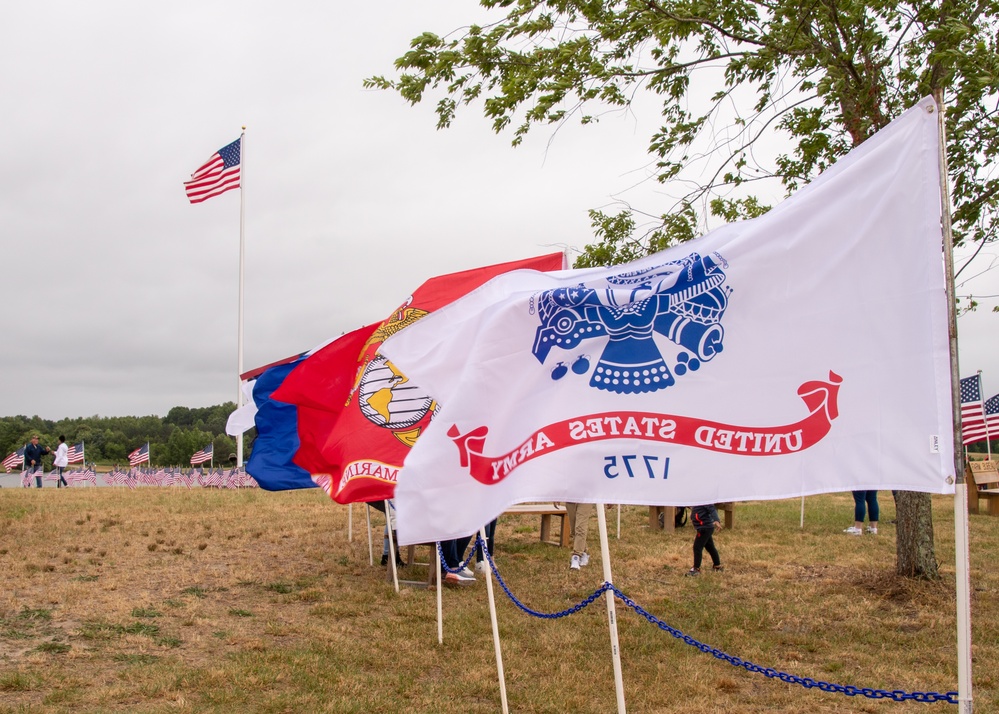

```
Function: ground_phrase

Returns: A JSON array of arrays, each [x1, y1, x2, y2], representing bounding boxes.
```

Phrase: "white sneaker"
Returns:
[[843, 526, 863, 535], [459, 567, 475, 578], [570, 554, 581, 570], [866, 526, 878, 535], [475, 560, 488, 574], [578, 552, 590, 567]]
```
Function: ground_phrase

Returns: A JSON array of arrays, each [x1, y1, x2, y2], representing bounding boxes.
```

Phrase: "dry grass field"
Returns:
[[0, 488, 996, 713]]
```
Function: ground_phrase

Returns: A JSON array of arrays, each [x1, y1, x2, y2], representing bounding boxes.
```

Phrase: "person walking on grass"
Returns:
[[685, 503, 723, 577], [844, 490, 879, 535], [24, 435, 49, 489]]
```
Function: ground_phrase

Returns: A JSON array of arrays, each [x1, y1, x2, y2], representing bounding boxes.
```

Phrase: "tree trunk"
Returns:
[[894, 491, 939, 579]]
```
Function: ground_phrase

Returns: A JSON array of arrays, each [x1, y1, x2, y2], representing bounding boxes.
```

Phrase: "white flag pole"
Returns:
[[800, 495, 805, 529], [479, 526, 509, 714], [935, 89, 973, 713], [595, 502, 627, 713], [436, 542, 444, 644], [386, 500, 400, 593], [348, 503, 353, 542], [366, 504, 374, 566], [616, 504, 621, 539], [980, 371, 992, 460], [236, 127, 247, 469]]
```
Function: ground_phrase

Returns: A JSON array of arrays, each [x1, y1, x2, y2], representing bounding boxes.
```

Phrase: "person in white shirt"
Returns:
[[53, 435, 69, 488]]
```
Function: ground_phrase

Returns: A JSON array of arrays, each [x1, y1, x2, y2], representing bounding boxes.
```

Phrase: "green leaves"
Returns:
[[369, 0, 999, 261]]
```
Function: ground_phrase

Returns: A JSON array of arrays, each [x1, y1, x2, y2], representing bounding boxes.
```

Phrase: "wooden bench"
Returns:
[[503, 503, 571, 547], [649, 503, 735, 531], [967, 460, 999, 516]]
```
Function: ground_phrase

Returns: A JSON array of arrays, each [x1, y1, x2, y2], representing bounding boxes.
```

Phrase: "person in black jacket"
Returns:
[[685, 503, 723, 576], [24, 435, 50, 489]]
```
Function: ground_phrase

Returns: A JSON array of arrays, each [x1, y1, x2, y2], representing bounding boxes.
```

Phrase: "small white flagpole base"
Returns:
[[386, 500, 399, 593], [348, 503, 353, 542], [954, 483, 973, 712], [366, 504, 373, 566], [480, 527, 509, 714], [436, 543, 444, 644], [596, 503, 627, 714]]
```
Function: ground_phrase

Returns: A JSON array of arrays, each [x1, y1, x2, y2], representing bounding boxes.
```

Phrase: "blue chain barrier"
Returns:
[[468, 535, 957, 704]]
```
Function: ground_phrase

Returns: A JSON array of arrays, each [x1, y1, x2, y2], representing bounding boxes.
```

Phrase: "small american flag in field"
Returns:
[[3, 447, 24, 472], [190, 443, 213, 465], [66, 442, 85, 464], [184, 138, 241, 203], [128, 443, 149, 466], [961, 375, 988, 444]]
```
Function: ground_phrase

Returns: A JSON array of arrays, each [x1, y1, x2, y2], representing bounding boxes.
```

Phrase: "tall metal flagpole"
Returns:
[[934, 89, 973, 713], [236, 127, 247, 468]]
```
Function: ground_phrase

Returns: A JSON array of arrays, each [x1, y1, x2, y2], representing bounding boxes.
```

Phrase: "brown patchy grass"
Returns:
[[0, 488, 995, 713]]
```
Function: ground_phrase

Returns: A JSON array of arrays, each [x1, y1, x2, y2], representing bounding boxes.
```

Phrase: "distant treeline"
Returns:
[[0, 404, 253, 467]]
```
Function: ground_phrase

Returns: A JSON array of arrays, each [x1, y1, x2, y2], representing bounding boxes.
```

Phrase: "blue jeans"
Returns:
[[852, 491, 879, 523], [28, 464, 43, 488], [441, 535, 474, 569]]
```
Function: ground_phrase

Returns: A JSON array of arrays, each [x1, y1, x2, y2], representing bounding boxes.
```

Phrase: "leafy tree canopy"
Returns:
[[367, 0, 999, 269]]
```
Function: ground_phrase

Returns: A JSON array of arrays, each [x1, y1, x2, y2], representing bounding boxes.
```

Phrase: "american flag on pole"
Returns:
[[961, 375, 988, 444], [128, 443, 150, 467], [66, 442, 85, 464], [984, 393, 999, 439], [3, 447, 24, 473], [190, 443, 213, 465], [184, 138, 241, 204]]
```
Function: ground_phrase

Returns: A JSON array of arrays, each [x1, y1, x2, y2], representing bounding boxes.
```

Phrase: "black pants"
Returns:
[[474, 519, 498, 563], [693, 529, 720, 569]]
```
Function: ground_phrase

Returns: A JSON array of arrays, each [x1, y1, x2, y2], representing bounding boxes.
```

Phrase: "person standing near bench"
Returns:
[[24, 435, 49, 489], [566, 502, 594, 570]]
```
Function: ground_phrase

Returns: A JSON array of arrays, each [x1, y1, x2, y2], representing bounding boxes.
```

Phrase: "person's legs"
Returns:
[[58, 467, 67, 487], [571, 503, 593, 555], [33, 466, 42, 489], [865, 491, 879, 532], [703, 533, 721, 567], [476, 519, 497, 563], [851, 490, 866, 529], [692, 530, 710, 570]]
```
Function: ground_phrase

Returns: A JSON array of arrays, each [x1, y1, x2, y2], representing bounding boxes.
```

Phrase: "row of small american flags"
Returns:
[[15, 466, 257, 489], [960, 374, 999, 445], [4, 442, 214, 471]]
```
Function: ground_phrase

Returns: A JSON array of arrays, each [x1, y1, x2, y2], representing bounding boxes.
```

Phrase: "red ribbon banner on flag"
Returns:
[[448, 372, 843, 485]]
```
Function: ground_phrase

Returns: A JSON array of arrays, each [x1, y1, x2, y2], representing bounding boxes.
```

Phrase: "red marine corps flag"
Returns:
[[271, 252, 566, 505], [380, 98, 955, 545]]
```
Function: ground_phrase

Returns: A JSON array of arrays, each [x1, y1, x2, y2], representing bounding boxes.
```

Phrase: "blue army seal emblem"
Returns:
[[532, 252, 731, 394]]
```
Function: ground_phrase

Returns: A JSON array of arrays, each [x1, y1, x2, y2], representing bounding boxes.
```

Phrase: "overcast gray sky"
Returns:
[[2, 1, 997, 420]]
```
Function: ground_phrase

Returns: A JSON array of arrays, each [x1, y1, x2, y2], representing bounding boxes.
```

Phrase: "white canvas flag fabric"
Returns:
[[381, 98, 955, 545]]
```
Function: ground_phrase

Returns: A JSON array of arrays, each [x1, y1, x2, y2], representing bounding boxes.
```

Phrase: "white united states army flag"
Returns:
[[380, 97, 955, 545]]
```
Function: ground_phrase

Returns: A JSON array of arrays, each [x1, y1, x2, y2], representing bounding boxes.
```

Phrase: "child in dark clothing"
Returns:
[[685, 504, 723, 576]]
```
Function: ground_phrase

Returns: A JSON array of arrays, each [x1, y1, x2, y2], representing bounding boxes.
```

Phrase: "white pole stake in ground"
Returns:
[[596, 503, 627, 713], [480, 527, 509, 714], [436, 543, 444, 644], [934, 89, 973, 713], [385, 500, 400, 593], [366, 504, 373, 567]]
